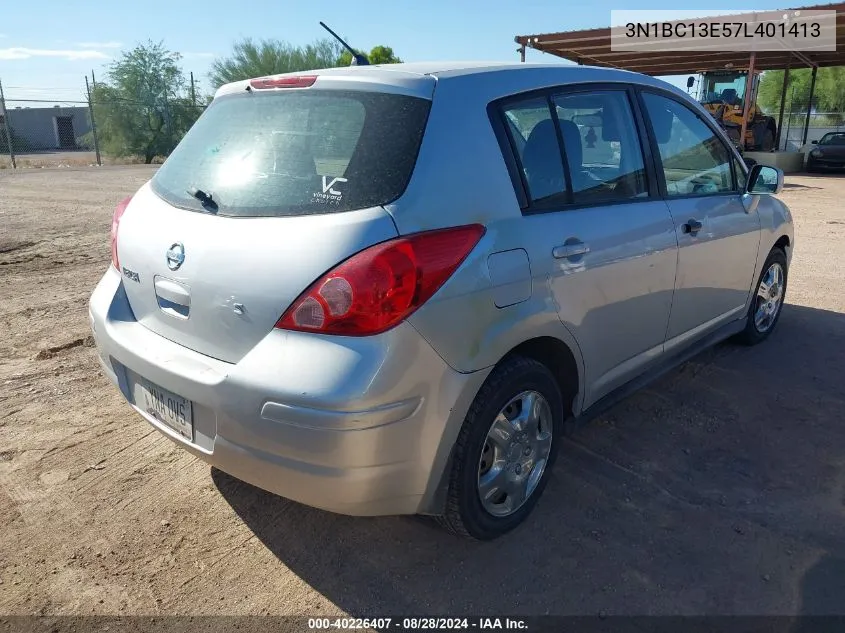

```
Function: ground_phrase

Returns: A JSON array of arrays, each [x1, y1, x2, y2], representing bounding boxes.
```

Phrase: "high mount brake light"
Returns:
[[275, 225, 486, 336], [249, 75, 318, 90]]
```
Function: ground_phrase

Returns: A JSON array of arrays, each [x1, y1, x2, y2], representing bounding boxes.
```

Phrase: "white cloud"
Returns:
[[0, 47, 109, 61], [76, 41, 122, 49]]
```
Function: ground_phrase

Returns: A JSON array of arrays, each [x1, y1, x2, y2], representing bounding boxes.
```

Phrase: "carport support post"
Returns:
[[775, 59, 791, 151], [802, 65, 818, 146], [85, 75, 102, 167], [0, 79, 16, 169], [739, 52, 756, 152]]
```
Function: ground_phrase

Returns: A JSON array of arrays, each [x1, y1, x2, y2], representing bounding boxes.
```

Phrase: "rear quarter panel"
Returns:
[[391, 72, 587, 412]]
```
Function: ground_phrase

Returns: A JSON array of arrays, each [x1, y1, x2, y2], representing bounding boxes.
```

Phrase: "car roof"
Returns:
[[215, 62, 684, 102], [358, 61, 563, 76]]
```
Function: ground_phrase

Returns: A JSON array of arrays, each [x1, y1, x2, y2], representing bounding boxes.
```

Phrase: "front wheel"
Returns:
[[737, 247, 788, 345], [437, 356, 564, 540]]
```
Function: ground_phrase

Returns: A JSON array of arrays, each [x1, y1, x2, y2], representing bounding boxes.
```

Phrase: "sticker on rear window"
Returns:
[[312, 176, 348, 205]]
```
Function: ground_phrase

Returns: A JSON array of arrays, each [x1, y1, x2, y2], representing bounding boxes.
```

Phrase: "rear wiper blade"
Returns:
[[188, 188, 218, 213]]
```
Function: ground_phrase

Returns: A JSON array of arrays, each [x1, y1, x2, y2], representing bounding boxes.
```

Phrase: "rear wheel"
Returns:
[[437, 356, 564, 540], [737, 248, 788, 345]]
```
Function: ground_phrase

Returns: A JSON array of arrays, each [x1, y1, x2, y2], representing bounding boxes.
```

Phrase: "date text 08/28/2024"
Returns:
[[307, 617, 528, 630]]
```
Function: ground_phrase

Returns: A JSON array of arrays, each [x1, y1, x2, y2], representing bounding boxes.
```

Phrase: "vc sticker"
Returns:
[[312, 176, 348, 204]]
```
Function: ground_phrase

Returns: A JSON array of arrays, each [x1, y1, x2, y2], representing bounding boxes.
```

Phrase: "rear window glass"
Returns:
[[151, 89, 430, 217]]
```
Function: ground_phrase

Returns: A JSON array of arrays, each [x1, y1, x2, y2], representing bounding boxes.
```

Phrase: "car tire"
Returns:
[[761, 127, 775, 152], [737, 247, 788, 345], [436, 356, 564, 540]]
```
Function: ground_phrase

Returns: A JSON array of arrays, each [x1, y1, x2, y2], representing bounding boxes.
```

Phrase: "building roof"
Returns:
[[515, 3, 845, 75]]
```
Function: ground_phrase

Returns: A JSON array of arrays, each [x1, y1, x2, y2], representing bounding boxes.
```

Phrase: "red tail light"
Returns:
[[111, 196, 132, 270], [250, 75, 317, 89], [275, 225, 485, 336]]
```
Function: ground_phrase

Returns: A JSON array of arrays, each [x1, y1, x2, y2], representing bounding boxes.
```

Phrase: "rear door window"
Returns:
[[502, 99, 568, 205], [151, 90, 430, 217], [552, 90, 648, 204]]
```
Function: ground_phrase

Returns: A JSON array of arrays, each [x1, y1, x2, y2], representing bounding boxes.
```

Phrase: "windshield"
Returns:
[[700, 74, 747, 106], [819, 133, 845, 146], [151, 89, 430, 217]]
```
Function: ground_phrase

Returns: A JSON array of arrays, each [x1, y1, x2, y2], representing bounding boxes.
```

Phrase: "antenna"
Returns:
[[319, 21, 369, 66]]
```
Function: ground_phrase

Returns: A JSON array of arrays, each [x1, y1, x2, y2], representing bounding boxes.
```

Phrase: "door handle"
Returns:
[[681, 218, 703, 234], [553, 242, 590, 259], [154, 276, 191, 307]]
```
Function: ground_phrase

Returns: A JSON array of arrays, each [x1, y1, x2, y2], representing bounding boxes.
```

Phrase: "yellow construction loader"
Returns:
[[687, 70, 778, 152]]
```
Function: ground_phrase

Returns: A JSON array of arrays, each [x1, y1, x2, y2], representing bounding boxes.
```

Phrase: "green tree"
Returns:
[[210, 38, 344, 88], [337, 45, 402, 66], [84, 41, 200, 163], [758, 67, 845, 122]]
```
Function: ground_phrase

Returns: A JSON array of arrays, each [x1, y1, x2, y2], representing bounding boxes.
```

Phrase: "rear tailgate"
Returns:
[[115, 78, 433, 364], [116, 186, 398, 363]]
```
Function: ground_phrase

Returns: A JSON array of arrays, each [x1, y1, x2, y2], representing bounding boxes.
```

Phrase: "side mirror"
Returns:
[[811, 139, 818, 144], [687, 76, 695, 89], [747, 164, 784, 195]]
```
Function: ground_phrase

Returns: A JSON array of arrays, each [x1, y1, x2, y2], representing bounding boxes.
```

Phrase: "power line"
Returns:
[[4, 86, 82, 91], [6, 98, 87, 103]]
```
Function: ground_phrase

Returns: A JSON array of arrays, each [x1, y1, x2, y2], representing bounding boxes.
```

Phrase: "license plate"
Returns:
[[137, 380, 193, 440]]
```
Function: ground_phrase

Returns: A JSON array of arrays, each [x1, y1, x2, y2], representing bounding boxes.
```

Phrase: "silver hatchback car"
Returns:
[[90, 62, 793, 539]]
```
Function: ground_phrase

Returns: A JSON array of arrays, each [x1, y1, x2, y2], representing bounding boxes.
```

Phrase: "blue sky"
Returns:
[[1, 0, 782, 106]]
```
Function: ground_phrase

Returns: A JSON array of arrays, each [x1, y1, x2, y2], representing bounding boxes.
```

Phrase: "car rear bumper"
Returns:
[[89, 266, 489, 516]]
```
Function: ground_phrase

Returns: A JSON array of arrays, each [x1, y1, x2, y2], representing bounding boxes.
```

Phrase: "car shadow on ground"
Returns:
[[795, 171, 845, 179], [783, 183, 824, 190], [213, 303, 845, 616]]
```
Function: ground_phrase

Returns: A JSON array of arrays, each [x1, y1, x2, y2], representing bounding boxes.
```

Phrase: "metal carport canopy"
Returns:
[[515, 3, 845, 74]]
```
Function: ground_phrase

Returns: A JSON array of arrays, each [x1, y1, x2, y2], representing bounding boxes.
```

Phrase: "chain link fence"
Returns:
[[5, 72, 845, 168], [776, 90, 845, 152], [0, 75, 206, 169], [758, 77, 845, 152]]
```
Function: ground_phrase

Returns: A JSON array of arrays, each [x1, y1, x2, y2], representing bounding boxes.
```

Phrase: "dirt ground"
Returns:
[[0, 152, 159, 170], [0, 166, 844, 618]]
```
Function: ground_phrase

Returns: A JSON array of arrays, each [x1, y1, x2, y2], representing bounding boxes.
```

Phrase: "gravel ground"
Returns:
[[0, 167, 844, 618]]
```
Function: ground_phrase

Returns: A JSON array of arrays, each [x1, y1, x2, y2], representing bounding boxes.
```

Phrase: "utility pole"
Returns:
[[784, 86, 795, 148], [0, 79, 16, 169], [738, 52, 756, 152], [85, 74, 102, 166], [775, 58, 791, 151], [190, 72, 196, 108], [802, 65, 818, 146]]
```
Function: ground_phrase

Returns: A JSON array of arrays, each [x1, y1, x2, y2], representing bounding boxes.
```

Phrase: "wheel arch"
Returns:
[[418, 332, 584, 515], [500, 336, 580, 420]]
